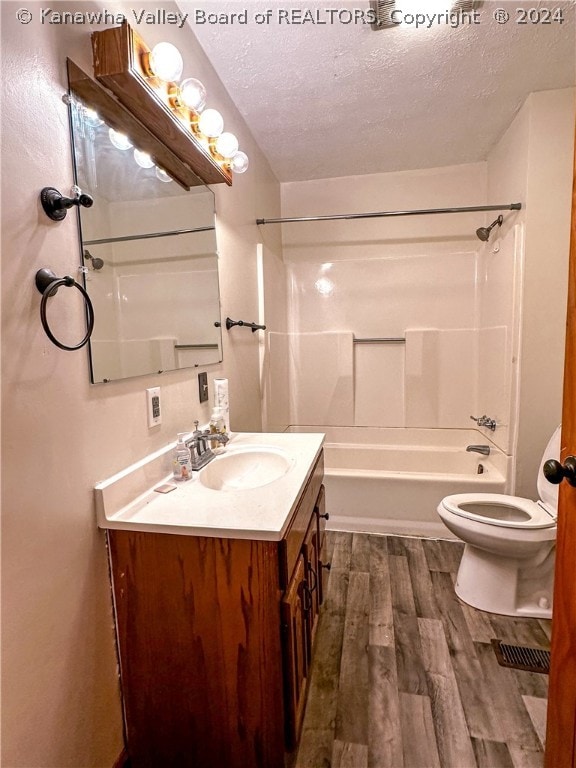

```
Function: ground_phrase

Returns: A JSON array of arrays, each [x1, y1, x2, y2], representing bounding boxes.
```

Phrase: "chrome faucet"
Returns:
[[466, 445, 491, 456], [470, 414, 497, 432], [187, 421, 213, 470], [186, 421, 230, 470]]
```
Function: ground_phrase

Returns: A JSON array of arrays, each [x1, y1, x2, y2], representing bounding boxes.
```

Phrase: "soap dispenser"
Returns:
[[173, 432, 193, 481]]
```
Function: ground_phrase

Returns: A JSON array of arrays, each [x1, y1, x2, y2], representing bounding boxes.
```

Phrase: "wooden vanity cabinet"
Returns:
[[108, 450, 325, 768]]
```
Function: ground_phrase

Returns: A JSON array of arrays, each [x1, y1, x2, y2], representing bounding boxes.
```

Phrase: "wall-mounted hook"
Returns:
[[40, 185, 93, 221]]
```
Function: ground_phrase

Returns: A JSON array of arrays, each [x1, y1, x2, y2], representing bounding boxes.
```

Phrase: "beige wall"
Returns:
[[488, 88, 575, 497], [0, 3, 282, 765]]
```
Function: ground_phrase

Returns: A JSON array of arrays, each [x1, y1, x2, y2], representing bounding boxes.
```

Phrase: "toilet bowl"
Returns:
[[437, 426, 561, 619]]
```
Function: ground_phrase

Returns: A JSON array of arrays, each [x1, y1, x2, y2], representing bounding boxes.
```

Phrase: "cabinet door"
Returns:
[[315, 485, 329, 605], [303, 516, 320, 657], [281, 554, 309, 750]]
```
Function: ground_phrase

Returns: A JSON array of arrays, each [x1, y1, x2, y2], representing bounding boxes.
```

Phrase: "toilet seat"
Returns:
[[441, 493, 556, 529]]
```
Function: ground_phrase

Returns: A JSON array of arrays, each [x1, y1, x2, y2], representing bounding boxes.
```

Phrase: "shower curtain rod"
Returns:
[[256, 203, 522, 226]]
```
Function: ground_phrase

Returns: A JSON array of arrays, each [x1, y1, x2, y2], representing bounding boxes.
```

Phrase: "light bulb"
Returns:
[[149, 42, 183, 82], [215, 132, 239, 159], [134, 149, 154, 168], [155, 167, 173, 183], [230, 151, 249, 174], [109, 128, 133, 150], [198, 108, 224, 138], [179, 78, 207, 113]]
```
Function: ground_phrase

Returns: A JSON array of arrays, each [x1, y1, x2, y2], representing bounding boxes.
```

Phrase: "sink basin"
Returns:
[[199, 446, 293, 491]]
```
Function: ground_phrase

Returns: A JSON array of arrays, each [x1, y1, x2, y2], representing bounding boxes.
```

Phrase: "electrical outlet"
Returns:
[[146, 387, 161, 428], [198, 372, 209, 403]]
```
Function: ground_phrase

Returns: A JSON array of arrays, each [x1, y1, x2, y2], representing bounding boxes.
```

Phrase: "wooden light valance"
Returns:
[[90, 21, 232, 187]]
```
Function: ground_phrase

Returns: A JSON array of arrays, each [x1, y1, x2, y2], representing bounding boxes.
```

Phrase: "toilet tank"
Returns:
[[537, 425, 562, 515]]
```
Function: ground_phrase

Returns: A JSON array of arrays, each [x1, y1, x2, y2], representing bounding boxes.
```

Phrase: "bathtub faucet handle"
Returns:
[[470, 414, 497, 432]]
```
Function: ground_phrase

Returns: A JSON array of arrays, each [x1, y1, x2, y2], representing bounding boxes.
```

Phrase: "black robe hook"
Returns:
[[40, 185, 94, 221]]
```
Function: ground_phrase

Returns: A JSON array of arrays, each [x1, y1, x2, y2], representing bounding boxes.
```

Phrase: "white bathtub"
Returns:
[[285, 426, 510, 538]]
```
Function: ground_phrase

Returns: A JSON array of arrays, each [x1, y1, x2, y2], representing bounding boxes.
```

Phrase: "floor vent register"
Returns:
[[491, 639, 551, 674]]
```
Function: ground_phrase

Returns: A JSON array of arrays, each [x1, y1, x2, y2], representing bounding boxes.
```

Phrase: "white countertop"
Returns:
[[95, 432, 325, 540]]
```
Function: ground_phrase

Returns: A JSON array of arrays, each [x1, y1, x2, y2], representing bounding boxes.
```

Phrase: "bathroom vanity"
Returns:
[[96, 433, 326, 767]]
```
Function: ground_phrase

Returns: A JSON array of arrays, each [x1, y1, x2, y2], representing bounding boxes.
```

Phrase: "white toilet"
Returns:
[[437, 426, 561, 619]]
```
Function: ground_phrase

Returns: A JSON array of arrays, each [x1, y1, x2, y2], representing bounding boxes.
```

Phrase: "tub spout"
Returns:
[[466, 445, 491, 456]]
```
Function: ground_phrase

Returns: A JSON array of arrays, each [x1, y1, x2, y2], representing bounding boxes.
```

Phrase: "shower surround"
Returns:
[[268, 165, 521, 442]]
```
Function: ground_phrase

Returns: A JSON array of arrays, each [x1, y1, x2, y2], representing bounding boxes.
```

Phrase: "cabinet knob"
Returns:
[[318, 512, 330, 521], [321, 562, 332, 571]]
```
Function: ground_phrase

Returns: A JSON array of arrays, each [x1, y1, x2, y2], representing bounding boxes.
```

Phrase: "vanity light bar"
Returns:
[[91, 22, 233, 186]]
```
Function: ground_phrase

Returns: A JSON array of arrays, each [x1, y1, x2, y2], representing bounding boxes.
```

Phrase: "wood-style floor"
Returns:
[[296, 532, 551, 768]]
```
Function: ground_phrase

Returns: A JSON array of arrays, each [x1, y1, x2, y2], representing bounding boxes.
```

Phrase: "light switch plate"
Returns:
[[198, 372, 209, 403], [146, 387, 161, 428]]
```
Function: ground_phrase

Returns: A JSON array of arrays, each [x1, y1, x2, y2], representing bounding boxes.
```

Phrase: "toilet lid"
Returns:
[[441, 493, 556, 529]]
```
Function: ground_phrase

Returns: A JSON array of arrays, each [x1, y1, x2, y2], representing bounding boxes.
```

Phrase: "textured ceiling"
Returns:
[[182, 1, 576, 181]]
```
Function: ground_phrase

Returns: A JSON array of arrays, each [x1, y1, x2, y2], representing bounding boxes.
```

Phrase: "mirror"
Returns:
[[68, 73, 223, 384]]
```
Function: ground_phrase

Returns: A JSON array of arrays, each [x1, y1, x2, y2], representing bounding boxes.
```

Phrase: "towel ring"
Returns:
[[35, 268, 95, 351]]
